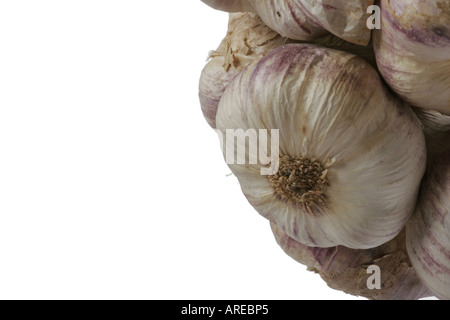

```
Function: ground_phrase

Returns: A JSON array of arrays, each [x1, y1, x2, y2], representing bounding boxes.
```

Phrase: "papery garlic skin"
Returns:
[[199, 13, 288, 128], [311, 34, 377, 68], [251, 0, 375, 45], [201, 0, 374, 45], [299, 0, 374, 45], [247, 0, 328, 41], [378, 0, 450, 61], [216, 43, 426, 249], [373, 0, 450, 114], [406, 152, 450, 300], [271, 222, 432, 300]]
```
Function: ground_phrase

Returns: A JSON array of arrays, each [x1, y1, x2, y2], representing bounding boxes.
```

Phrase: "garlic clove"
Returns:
[[199, 12, 289, 128], [199, 56, 236, 128], [412, 108, 450, 157], [373, 0, 450, 114], [216, 43, 427, 249], [271, 221, 432, 300], [406, 152, 450, 300]]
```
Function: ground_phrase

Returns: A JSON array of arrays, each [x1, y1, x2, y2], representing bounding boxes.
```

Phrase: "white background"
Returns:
[[0, 0, 365, 300]]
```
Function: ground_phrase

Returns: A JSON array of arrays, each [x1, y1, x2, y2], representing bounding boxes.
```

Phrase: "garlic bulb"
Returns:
[[406, 152, 450, 300], [271, 221, 431, 300], [199, 12, 288, 128], [373, 0, 450, 114], [216, 43, 427, 249], [413, 108, 450, 157], [201, 0, 375, 45]]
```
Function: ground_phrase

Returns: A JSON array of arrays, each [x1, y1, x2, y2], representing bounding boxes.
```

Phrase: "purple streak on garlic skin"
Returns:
[[290, 0, 326, 29], [289, 5, 312, 34], [386, 10, 449, 47], [271, 221, 432, 300], [377, 0, 450, 62], [199, 57, 239, 128], [247, 44, 305, 95], [199, 96, 221, 129], [373, 0, 450, 114], [285, 0, 314, 35], [406, 152, 450, 300], [381, 0, 450, 60]]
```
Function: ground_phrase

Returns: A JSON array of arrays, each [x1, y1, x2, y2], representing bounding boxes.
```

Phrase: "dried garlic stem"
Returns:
[[268, 156, 328, 215]]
